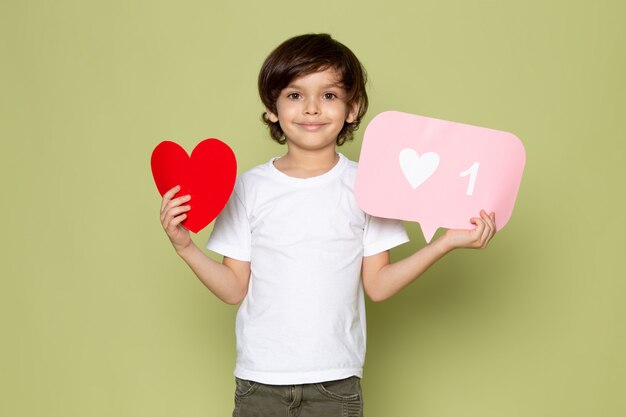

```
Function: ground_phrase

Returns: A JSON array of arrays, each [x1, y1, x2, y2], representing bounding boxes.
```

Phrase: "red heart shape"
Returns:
[[151, 138, 237, 233]]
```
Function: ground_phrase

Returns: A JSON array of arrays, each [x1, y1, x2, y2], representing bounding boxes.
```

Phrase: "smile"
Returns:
[[296, 122, 327, 131]]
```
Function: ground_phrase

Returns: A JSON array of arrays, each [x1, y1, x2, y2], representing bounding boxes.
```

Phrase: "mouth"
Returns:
[[296, 122, 327, 131]]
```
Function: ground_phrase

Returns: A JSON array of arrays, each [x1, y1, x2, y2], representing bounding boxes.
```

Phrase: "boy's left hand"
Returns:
[[441, 210, 496, 250]]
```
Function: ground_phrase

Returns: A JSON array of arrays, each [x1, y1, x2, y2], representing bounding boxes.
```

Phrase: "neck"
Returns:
[[273, 147, 339, 179]]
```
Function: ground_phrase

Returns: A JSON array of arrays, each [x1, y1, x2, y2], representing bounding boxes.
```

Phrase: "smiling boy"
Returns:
[[159, 33, 496, 417]]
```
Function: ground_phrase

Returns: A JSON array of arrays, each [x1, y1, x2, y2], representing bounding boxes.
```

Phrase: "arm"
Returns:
[[362, 210, 496, 302], [160, 185, 250, 305]]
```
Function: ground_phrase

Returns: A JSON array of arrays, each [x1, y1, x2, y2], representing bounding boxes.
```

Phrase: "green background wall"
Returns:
[[2, 1, 624, 416]]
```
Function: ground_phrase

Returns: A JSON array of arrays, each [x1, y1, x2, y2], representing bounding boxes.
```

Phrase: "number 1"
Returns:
[[459, 162, 480, 196]]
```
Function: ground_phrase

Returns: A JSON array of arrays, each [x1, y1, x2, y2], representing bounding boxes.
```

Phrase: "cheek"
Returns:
[[336, 105, 352, 121], [276, 101, 298, 117], [324, 101, 345, 114]]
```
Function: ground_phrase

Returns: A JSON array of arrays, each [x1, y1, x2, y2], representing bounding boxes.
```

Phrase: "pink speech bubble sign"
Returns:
[[355, 111, 526, 242]]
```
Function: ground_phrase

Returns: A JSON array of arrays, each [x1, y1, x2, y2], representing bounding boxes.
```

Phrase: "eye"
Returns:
[[323, 92, 338, 100], [287, 92, 301, 100]]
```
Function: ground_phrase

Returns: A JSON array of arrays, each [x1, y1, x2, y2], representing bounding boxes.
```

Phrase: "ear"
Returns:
[[346, 102, 359, 124], [265, 108, 279, 123]]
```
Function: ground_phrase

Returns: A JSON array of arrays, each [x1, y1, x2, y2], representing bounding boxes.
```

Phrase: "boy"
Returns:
[[160, 34, 496, 417]]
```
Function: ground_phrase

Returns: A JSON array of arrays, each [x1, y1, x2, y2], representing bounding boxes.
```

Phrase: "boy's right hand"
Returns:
[[160, 185, 192, 253]]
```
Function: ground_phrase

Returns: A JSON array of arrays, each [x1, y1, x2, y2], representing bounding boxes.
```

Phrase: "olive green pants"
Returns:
[[232, 376, 363, 417]]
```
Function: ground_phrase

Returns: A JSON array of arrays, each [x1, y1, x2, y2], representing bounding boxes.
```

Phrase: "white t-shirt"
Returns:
[[206, 153, 409, 385]]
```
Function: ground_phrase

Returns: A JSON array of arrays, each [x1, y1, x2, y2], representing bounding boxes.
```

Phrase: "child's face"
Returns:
[[266, 68, 358, 153]]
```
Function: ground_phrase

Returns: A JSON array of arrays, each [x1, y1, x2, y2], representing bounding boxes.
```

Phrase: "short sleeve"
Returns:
[[363, 215, 409, 257], [205, 182, 251, 261]]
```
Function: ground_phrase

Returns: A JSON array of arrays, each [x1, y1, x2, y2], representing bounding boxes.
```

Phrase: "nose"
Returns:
[[304, 97, 320, 115]]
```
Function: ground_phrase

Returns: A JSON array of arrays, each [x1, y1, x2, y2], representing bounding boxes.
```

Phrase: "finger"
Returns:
[[168, 213, 188, 230], [488, 212, 497, 236], [485, 212, 497, 241], [163, 185, 181, 200], [171, 194, 192, 208], [479, 211, 492, 242], [161, 185, 181, 212], [162, 205, 191, 227], [480, 220, 492, 247], [481, 210, 496, 231], [166, 209, 190, 233], [162, 194, 191, 217], [484, 212, 498, 247], [470, 217, 486, 245], [476, 211, 490, 239]]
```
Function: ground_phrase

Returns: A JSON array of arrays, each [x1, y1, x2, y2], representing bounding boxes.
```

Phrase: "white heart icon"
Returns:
[[399, 148, 440, 189]]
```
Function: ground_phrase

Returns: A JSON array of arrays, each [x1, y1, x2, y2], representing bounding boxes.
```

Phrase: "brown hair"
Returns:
[[258, 33, 369, 146]]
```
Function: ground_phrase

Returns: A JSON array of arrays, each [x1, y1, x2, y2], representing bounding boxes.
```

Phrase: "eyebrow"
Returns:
[[286, 82, 344, 89]]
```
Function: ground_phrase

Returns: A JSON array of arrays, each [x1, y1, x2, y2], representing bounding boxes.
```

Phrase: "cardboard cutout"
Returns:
[[355, 111, 525, 242], [151, 138, 237, 233]]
